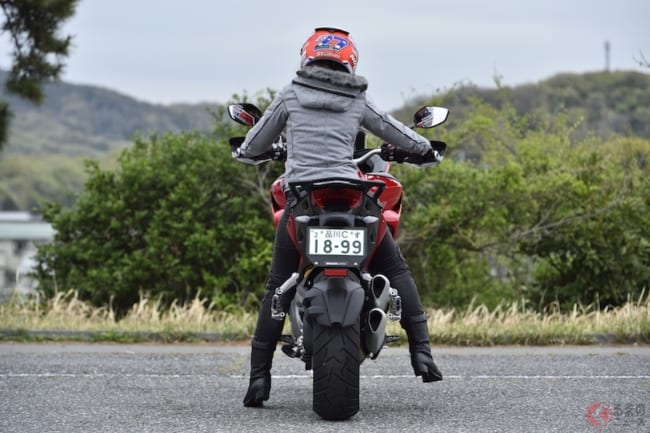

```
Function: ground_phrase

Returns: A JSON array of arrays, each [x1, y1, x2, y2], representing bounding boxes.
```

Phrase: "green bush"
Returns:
[[397, 99, 650, 310], [34, 130, 277, 314], [32, 94, 650, 315]]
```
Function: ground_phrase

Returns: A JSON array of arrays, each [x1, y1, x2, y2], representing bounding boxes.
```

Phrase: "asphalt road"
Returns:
[[0, 343, 648, 433]]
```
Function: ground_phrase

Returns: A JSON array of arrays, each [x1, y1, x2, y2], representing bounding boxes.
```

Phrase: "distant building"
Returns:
[[0, 212, 55, 292]]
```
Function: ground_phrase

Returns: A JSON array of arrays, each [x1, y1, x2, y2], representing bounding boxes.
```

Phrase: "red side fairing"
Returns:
[[270, 177, 286, 228], [364, 215, 388, 269], [365, 173, 403, 239]]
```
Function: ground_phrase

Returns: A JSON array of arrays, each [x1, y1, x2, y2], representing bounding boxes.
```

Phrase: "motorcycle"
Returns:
[[227, 103, 448, 420]]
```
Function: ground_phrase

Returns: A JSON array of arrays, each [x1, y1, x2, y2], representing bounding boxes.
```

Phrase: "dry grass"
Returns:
[[421, 293, 650, 345], [0, 290, 256, 341], [1, 290, 648, 345]]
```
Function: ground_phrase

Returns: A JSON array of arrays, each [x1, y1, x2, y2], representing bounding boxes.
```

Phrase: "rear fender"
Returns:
[[304, 276, 364, 327]]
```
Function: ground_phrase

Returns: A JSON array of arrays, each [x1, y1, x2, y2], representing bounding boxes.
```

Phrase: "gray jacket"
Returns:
[[239, 66, 432, 182]]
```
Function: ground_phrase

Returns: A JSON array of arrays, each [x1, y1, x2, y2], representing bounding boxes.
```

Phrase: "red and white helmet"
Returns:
[[300, 27, 359, 74]]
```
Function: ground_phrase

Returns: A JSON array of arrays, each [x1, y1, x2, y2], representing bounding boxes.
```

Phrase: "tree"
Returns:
[[397, 98, 650, 310], [34, 130, 280, 314], [0, 0, 78, 150], [635, 51, 649, 68], [32, 91, 285, 314]]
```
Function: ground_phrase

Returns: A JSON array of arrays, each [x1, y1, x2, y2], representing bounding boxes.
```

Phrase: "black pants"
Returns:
[[252, 205, 426, 345]]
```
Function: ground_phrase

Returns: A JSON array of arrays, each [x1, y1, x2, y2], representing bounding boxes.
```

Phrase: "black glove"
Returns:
[[429, 140, 447, 155], [229, 137, 245, 153], [268, 136, 287, 161], [231, 135, 286, 162], [380, 143, 409, 162], [381, 141, 446, 167]]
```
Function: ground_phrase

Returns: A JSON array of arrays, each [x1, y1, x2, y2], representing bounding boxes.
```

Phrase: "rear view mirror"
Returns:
[[413, 106, 449, 128], [227, 103, 263, 127]]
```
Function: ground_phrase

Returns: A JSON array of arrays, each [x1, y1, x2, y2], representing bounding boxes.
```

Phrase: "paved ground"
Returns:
[[0, 343, 648, 433]]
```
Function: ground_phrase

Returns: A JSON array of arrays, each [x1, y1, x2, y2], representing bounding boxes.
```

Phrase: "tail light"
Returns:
[[312, 188, 363, 210]]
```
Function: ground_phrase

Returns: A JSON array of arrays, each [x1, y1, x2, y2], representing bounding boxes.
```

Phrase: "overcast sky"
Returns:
[[2, 0, 648, 110]]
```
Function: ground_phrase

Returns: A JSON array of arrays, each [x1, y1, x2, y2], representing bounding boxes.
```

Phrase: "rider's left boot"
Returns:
[[242, 287, 288, 407], [401, 313, 443, 382], [242, 338, 276, 407]]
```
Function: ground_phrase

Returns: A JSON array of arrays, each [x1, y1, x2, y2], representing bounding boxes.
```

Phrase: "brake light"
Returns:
[[323, 268, 348, 277], [312, 188, 363, 209]]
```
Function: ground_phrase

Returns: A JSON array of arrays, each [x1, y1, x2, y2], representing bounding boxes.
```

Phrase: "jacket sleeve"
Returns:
[[239, 90, 289, 158], [361, 95, 431, 155]]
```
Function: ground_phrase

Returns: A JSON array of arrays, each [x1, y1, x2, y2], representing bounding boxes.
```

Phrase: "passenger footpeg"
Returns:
[[270, 294, 285, 320], [270, 272, 300, 320], [387, 288, 402, 321]]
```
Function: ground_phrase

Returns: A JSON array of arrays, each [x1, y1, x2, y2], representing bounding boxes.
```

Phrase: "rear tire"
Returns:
[[311, 319, 361, 420]]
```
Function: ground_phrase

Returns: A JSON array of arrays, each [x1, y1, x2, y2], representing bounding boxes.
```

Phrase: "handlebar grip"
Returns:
[[430, 140, 446, 155], [380, 141, 446, 166]]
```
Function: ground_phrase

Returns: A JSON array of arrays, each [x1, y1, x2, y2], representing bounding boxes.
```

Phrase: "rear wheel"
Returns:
[[311, 319, 361, 420]]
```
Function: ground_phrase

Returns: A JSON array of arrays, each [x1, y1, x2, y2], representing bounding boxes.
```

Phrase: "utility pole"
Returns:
[[604, 40, 611, 71]]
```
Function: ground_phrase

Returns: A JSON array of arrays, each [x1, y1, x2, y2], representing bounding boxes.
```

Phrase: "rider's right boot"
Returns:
[[243, 338, 276, 407]]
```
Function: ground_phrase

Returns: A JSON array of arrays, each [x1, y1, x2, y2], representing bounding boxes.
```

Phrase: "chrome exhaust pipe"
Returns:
[[364, 308, 388, 355], [369, 274, 391, 311]]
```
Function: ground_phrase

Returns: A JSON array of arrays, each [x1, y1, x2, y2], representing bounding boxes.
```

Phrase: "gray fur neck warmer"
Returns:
[[296, 66, 368, 91]]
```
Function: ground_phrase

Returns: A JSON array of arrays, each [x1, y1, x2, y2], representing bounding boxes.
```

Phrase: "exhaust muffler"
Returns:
[[369, 274, 390, 311], [364, 307, 388, 355]]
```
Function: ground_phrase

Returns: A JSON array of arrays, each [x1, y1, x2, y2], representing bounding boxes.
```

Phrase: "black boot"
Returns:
[[242, 287, 288, 407], [401, 314, 443, 382], [243, 338, 276, 407]]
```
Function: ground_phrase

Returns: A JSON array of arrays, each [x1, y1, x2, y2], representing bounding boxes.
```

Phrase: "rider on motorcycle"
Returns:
[[233, 27, 444, 408]]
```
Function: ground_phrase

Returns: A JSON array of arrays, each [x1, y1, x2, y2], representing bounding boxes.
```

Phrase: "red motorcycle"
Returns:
[[228, 103, 448, 420]]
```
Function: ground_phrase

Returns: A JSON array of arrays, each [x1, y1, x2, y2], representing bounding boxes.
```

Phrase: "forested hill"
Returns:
[[1, 69, 649, 158], [397, 70, 650, 140], [0, 69, 216, 157]]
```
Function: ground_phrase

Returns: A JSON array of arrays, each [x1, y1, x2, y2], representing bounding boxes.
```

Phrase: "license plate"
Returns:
[[307, 228, 366, 256]]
